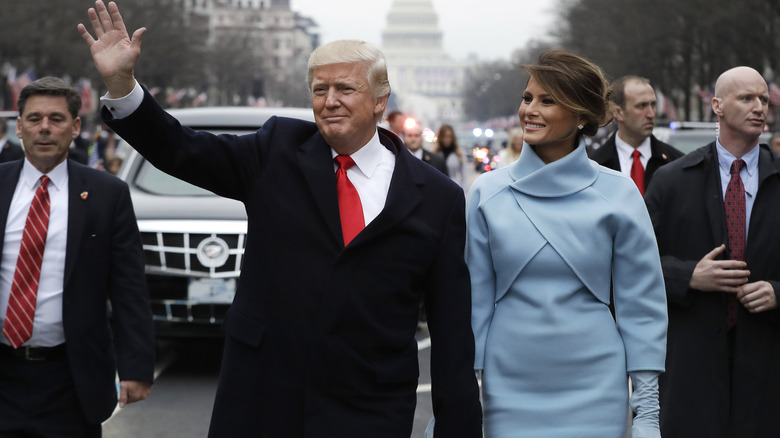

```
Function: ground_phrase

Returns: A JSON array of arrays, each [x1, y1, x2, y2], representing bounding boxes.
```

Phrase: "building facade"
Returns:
[[382, 0, 472, 125], [183, 0, 318, 106]]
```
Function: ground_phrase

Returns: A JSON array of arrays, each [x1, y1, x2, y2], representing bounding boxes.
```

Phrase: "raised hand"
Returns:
[[77, 1, 145, 98]]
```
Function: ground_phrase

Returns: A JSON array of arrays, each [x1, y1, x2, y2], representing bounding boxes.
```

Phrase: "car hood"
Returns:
[[129, 189, 247, 221]]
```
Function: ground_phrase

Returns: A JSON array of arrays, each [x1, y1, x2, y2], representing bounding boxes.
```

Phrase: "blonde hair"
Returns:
[[306, 40, 391, 99], [505, 127, 524, 163]]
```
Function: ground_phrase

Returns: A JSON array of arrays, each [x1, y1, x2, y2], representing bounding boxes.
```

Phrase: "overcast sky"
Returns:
[[290, 0, 558, 61]]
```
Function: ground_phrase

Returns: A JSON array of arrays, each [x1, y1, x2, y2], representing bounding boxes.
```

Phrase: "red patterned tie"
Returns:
[[724, 159, 746, 329], [334, 156, 364, 246], [3, 175, 51, 348], [630, 150, 645, 196]]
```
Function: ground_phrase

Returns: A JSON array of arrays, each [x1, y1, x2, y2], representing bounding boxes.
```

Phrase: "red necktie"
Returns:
[[630, 150, 645, 196], [335, 156, 364, 246], [724, 159, 746, 329], [3, 175, 51, 348]]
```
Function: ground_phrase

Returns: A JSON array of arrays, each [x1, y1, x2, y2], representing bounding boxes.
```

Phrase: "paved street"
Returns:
[[103, 327, 435, 437]]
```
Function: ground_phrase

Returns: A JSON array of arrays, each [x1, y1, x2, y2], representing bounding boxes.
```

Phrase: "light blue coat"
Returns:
[[466, 141, 667, 437]]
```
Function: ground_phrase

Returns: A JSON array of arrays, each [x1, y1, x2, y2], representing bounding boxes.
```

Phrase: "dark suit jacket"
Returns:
[[645, 142, 780, 437], [105, 90, 482, 437], [422, 149, 449, 176], [0, 159, 154, 424], [0, 139, 23, 163], [588, 132, 684, 190]]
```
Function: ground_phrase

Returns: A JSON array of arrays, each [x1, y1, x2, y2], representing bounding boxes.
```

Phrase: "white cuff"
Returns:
[[100, 80, 143, 119]]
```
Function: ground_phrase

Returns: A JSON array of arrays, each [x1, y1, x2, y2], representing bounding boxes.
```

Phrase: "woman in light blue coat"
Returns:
[[466, 50, 667, 438]]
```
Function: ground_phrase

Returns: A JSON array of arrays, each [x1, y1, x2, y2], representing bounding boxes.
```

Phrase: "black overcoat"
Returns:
[[645, 142, 780, 437], [105, 89, 482, 438]]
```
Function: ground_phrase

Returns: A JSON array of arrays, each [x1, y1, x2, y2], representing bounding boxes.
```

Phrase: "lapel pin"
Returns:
[[662, 154, 668, 160], [80, 191, 88, 200]]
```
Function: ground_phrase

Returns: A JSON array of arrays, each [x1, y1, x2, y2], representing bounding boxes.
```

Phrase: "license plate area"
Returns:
[[188, 278, 236, 304]]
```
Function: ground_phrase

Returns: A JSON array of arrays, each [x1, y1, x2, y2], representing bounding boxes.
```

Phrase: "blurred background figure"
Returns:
[[105, 157, 123, 175], [588, 75, 683, 196], [0, 117, 24, 163], [770, 132, 780, 155], [386, 110, 405, 140], [402, 121, 448, 175], [433, 124, 465, 187], [496, 127, 523, 169]]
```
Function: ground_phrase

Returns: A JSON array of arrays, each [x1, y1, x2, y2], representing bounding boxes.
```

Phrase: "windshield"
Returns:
[[134, 161, 215, 196]]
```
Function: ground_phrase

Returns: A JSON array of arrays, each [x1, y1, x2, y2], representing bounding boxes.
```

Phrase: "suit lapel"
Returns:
[[599, 135, 621, 171], [0, 162, 23, 261], [355, 148, 422, 246], [699, 143, 728, 250], [295, 128, 424, 248], [756, 144, 780, 188], [64, 161, 89, 287], [351, 130, 422, 246], [296, 133, 343, 246], [646, 136, 671, 182]]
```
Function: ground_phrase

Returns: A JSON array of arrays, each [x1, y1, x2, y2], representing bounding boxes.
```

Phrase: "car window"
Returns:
[[134, 161, 215, 196], [124, 127, 257, 197]]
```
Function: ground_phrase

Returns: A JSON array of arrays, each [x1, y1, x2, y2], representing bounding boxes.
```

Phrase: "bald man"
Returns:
[[646, 67, 780, 437]]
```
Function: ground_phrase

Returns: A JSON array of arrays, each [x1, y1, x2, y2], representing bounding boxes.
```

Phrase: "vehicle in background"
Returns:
[[653, 121, 771, 154], [115, 106, 314, 338], [1, 110, 20, 144]]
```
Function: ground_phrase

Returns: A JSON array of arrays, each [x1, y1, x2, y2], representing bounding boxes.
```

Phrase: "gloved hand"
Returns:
[[629, 370, 661, 438]]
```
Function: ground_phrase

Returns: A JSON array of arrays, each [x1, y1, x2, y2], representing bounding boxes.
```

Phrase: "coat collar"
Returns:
[[508, 139, 598, 197], [64, 160, 89, 287], [296, 126, 422, 248]]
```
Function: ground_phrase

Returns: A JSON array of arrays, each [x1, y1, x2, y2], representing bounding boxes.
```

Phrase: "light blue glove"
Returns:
[[629, 370, 661, 438], [426, 418, 435, 438]]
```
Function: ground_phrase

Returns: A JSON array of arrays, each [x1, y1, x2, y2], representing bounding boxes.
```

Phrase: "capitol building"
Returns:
[[382, 0, 473, 126]]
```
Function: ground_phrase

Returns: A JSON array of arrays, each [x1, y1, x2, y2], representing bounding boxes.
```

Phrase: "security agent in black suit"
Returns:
[[0, 117, 24, 162], [588, 75, 684, 191], [79, 2, 482, 437], [0, 77, 154, 437], [403, 122, 449, 176]]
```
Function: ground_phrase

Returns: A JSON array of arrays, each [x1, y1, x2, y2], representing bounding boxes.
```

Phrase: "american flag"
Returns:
[[6, 67, 36, 111]]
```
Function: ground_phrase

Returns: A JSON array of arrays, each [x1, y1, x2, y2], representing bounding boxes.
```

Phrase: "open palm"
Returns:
[[77, 1, 145, 97]]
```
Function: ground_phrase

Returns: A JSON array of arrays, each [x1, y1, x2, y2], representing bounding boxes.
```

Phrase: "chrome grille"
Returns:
[[138, 220, 247, 279]]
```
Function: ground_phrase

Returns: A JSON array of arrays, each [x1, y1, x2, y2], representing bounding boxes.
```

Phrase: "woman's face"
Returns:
[[518, 77, 582, 157], [439, 129, 454, 146]]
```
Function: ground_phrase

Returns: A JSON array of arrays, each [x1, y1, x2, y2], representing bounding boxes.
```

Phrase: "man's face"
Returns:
[[404, 126, 423, 152], [311, 62, 388, 155], [615, 80, 656, 144], [389, 115, 405, 135], [17, 95, 80, 173], [713, 72, 769, 143]]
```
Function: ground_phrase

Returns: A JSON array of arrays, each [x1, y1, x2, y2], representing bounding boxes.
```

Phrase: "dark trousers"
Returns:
[[0, 355, 101, 438]]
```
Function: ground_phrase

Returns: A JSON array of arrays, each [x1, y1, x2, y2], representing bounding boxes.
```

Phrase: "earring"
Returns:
[[577, 124, 584, 130]]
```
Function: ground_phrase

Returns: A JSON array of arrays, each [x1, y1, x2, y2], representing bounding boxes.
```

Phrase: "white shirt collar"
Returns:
[[21, 158, 68, 192], [615, 133, 652, 161], [331, 130, 384, 178]]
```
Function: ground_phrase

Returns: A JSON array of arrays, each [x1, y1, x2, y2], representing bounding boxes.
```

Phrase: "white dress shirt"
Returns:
[[331, 132, 395, 226], [102, 81, 396, 227], [1, 159, 69, 347], [615, 134, 652, 178]]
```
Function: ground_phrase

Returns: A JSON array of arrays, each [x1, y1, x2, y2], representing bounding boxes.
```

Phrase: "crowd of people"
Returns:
[[1, 1, 779, 437]]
